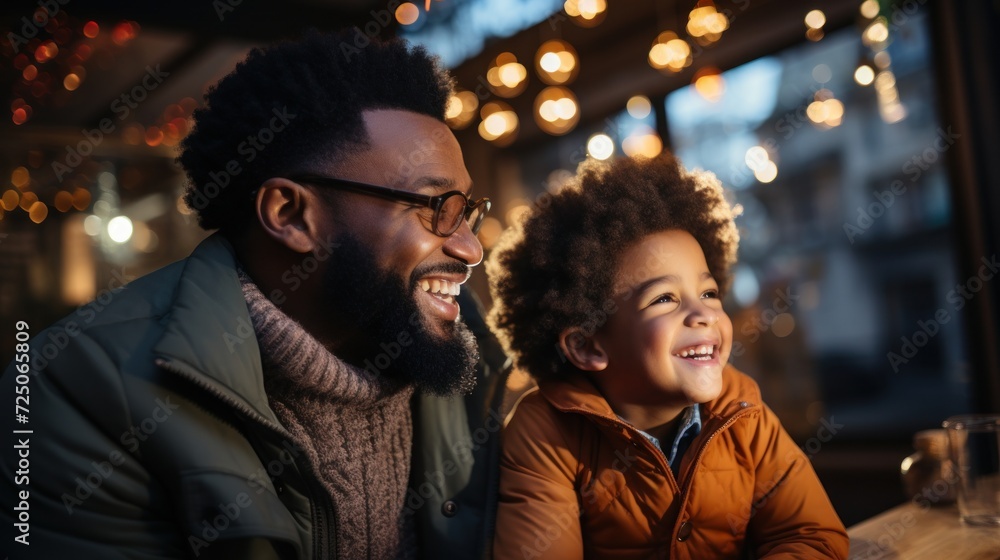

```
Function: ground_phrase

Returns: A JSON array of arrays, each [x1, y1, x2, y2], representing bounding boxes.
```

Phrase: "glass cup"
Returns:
[[943, 414, 1000, 526]]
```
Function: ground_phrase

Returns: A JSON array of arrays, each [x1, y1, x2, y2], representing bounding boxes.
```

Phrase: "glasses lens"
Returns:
[[467, 202, 487, 235], [436, 193, 467, 236]]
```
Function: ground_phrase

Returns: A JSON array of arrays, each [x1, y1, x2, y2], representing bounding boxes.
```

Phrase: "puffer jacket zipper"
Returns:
[[155, 357, 335, 560]]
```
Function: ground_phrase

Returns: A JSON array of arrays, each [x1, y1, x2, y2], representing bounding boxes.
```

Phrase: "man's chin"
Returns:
[[403, 313, 479, 396]]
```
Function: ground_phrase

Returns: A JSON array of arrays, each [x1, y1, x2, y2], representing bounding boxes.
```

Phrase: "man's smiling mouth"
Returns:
[[419, 278, 460, 303]]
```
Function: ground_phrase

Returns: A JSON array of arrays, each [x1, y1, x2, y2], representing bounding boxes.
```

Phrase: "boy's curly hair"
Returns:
[[486, 152, 740, 381]]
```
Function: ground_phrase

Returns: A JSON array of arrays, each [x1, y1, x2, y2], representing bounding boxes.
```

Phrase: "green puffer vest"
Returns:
[[1, 233, 509, 560]]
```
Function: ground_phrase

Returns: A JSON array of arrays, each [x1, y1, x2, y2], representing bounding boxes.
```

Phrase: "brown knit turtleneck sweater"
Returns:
[[240, 271, 416, 559]]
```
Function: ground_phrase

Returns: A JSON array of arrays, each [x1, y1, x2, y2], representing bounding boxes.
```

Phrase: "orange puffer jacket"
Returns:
[[494, 365, 849, 559]]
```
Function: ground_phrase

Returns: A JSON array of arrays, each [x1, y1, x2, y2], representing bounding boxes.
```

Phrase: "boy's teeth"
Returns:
[[676, 345, 714, 358]]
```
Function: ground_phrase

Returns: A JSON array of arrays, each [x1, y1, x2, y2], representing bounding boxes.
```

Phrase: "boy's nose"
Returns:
[[684, 305, 720, 327]]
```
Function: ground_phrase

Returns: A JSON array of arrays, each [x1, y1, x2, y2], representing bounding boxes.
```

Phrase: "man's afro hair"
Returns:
[[178, 29, 453, 233], [486, 152, 740, 381]]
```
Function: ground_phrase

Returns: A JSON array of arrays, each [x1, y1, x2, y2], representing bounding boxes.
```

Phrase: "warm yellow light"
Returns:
[[860, 0, 880, 19], [557, 51, 576, 72], [693, 69, 725, 102], [745, 146, 769, 171], [19, 191, 38, 211], [446, 96, 463, 120], [483, 113, 508, 137], [535, 40, 579, 85], [687, 2, 728, 43], [395, 3, 420, 25], [445, 90, 479, 130], [824, 98, 844, 121], [649, 32, 692, 72], [108, 216, 133, 243], [874, 70, 896, 91], [478, 102, 518, 145], [626, 95, 651, 119], [806, 27, 824, 42], [587, 133, 615, 160], [54, 190, 74, 212], [72, 187, 91, 211], [854, 64, 875, 85], [1, 190, 19, 211], [806, 101, 828, 124], [577, 0, 606, 19], [873, 50, 891, 69], [864, 20, 889, 44], [622, 127, 663, 158], [564, 0, 605, 27], [498, 62, 527, 88], [540, 52, 561, 73], [64, 73, 82, 91], [11, 166, 30, 189], [754, 160, 778, 183], [534, 87, 580, 135], [488, 54, 528, 97], [29, 201, 48, 223], [804, 9, 826, 29]]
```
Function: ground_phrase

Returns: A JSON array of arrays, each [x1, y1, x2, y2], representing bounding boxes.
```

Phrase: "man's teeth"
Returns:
[[419, 279, 460, 297], [675, 345, 715, 360]]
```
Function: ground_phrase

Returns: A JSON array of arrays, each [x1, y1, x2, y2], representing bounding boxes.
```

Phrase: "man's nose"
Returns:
[[443, 220, 484, 266]]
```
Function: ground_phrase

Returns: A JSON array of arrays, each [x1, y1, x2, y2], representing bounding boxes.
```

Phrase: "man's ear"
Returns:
[[558, 328, 609, 372], [255, 177, 328, 253]]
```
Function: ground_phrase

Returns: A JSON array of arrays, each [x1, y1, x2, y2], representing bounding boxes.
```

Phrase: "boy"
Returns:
[[486, 153, 848, 559]]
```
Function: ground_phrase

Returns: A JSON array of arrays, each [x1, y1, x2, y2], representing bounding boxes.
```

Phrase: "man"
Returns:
[[0, 30, 508, 559]]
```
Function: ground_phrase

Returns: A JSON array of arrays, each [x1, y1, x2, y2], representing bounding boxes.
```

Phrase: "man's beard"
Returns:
[[320, 232, 478, 396]]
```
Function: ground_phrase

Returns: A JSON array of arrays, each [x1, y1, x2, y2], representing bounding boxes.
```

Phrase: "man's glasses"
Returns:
[[288, 174, 491, 237]]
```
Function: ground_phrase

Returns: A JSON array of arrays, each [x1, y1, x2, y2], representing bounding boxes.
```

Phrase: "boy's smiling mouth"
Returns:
[[673, 342, 719, 362]]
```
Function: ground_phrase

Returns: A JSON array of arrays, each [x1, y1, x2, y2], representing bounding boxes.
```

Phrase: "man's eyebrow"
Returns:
[[411, 176, 473, 195]]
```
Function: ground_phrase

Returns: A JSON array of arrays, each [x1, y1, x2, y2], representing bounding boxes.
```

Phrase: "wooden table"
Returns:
[[848, 502, 1000, 559]]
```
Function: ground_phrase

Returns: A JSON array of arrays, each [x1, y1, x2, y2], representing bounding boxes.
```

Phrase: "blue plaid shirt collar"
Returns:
[[619, 404, 702, 474]]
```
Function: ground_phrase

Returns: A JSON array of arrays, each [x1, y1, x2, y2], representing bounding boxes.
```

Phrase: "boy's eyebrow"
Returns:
[[631, 272, 715, 295]]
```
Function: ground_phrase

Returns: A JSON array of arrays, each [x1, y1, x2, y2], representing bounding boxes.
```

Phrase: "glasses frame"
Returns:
[[288, 174, 491, 237]]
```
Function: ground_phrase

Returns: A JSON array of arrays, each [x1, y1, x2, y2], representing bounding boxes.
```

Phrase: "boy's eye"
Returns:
[[653, 294, 678, 305], [702, 290, 719, 299]]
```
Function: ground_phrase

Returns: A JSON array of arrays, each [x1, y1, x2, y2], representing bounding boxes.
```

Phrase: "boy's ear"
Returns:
[[558, 328, 609, 372]]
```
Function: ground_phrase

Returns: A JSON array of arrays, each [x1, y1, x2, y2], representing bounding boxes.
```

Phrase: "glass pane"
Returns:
[[665, 12, 969, 442]]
